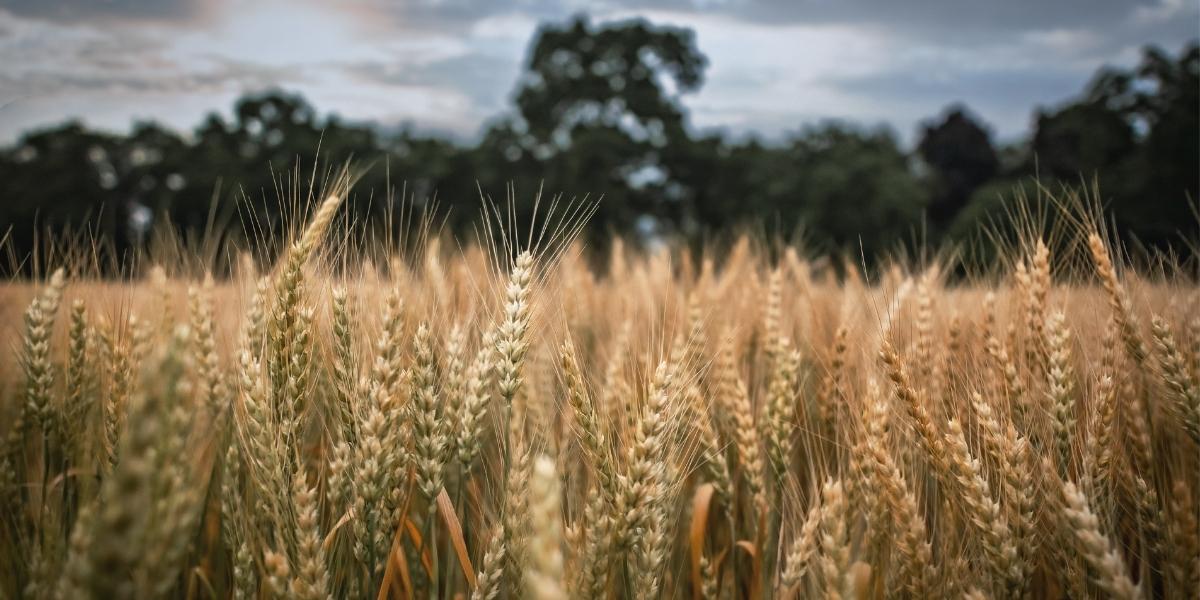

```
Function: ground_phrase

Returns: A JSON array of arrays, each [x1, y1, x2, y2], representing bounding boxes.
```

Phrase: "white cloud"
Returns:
[[469, 12, 540, 44]]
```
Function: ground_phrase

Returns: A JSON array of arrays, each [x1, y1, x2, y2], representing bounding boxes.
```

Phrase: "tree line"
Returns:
[[0, 16, 1195, 273]]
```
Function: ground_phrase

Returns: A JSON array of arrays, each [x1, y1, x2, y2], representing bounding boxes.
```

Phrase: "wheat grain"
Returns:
[[1060, 480, 1142, 600], [0, 195, 1196, 600], [1150, 315, 1200, 444], [527, 456, 566, 600]]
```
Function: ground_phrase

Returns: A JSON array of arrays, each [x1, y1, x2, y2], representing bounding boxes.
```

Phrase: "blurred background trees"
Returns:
[[0, 15, 1195, 274]]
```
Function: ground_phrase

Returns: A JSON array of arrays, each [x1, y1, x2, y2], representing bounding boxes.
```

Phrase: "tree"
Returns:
[[916, 106, 999, 232], [1032, 102, 1136, 180], [1123, 43, 1199, 247], [736, 123, 927, 260], [504, 15, 708, 237], [1030, 42, 1198, 249], [0, 121, 146, 267]]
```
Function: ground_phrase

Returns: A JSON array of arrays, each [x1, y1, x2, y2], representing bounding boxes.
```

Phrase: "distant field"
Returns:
[[1, 194, 1197, 599]]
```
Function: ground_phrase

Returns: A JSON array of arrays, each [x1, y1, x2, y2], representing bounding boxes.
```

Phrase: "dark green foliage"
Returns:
[[917, 107, 999, 233]]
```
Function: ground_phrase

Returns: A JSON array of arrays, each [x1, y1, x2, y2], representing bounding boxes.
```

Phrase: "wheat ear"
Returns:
[[527, 456, 567, 600], [1060, 481, 1142, 600]]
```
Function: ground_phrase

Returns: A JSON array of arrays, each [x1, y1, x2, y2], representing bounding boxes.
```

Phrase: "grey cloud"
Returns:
[[823, 65, 1124, 141], [345, 52, 523, 111], [691, 108, 879, 142], [1, 59, 298, 98], [343, 0, 1197, 39], [0, 0, 206, 23], [673, 0, 1196, 62], [727, 0, 1179, 35], [832, 68, 1089, 111], [0, 5, 303, 102], [336, 0, 1198, 85], [319, 0, 567, 37], [1, 0, 1195, 145]]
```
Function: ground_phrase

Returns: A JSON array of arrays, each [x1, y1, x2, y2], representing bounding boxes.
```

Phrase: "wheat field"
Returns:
[[1, 191, 1198, 600]]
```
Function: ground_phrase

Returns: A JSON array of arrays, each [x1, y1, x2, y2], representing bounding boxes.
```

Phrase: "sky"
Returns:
[[0, 0, 1196, 147]]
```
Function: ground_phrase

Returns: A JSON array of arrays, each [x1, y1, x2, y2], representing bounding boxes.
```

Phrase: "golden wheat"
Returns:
[[0, 191, 1196, 600]]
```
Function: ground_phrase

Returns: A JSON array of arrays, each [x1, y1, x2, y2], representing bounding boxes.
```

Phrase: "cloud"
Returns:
[[345, 54, 520, 113], [0, 7, 301, 142], [325, 0, 1198, 44], [0, 61, 298, 97], [0, 0, 1195, 145], [0, 10, 298, 99], [829, 68, 1090, 141], [730, 0, 1168, 35], [337, 11, 543, 117], [0, 0, 211, 24], [317, 0, 575, 35], [314, 0, 1197, 135]]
